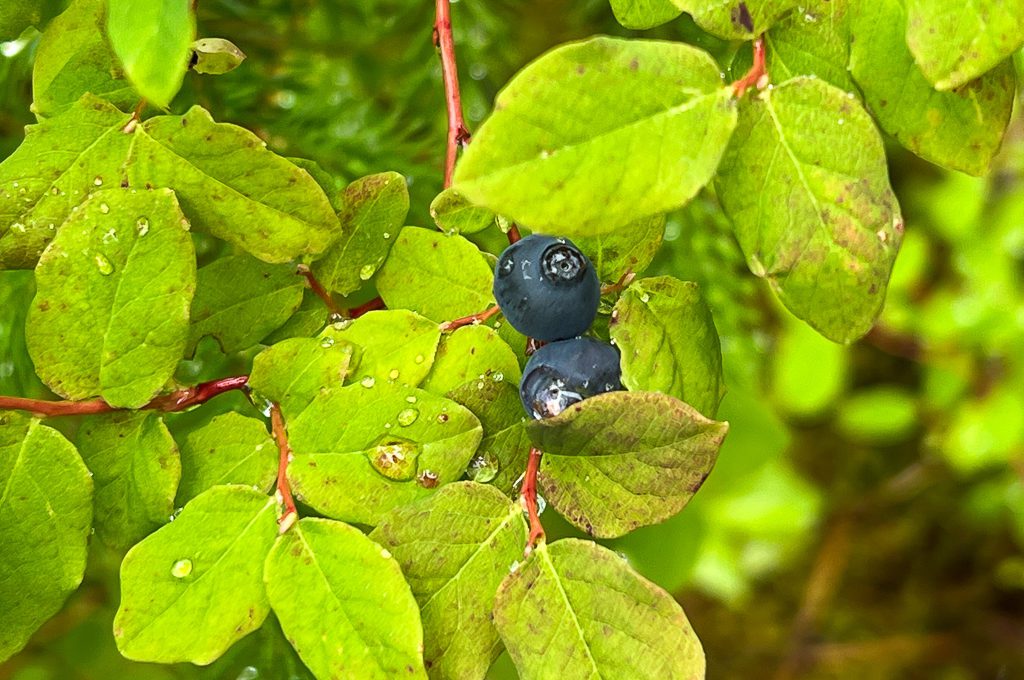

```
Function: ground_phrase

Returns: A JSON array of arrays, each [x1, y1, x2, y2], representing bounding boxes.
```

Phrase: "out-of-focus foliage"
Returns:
[[1, 1, 1022, 678]]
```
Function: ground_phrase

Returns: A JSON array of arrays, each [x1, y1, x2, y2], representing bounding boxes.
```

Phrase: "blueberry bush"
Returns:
[[1, 0, 1023, 678]]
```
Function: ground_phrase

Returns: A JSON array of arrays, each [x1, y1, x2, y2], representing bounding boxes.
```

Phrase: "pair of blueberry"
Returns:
[[493, 234, 622, 419]]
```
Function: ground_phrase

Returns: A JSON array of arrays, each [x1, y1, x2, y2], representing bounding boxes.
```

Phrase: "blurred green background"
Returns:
[[2, 1, 1023, 678]]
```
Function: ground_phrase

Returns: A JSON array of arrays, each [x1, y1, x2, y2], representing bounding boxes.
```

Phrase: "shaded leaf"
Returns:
[[322, 310, 441, 388], [573, 214, 664, 282], [77, 411, 180, 550], [265, 518, 426, 679], [188, 254, 305, 354], [26, 188, 196, 407], [429, 188, 495, 235], [494, 539, 705, 679], [421, 325, 521, 396], [176, 412, 276, 505], [448, 378, 530, 495], [371, 483, 527, 680], [715, 76, 903, 343], [609, 0, 682, 30], [0, 1, 46, 41], [453, 37, 737, 236], [0, 414, 92, 662], [126, 106, 339, 262], [249, 337, 355, 418], [609, 276, 724, 416], [376, 227, 495, 322], [32, 0, 135, 117], [848, 0, 1015, 175], [287, 383, 482, 525], [311, 171, 409, 295], [190, 38, 246, 76], [114, 485, 277, 664], [106, 0, 195, 107], [526, 391, 727, 537]]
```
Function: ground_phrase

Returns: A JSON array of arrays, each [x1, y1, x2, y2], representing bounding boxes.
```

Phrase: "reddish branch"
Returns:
[[440, 304, 502, 332], [434, 0, 471, 187], [296, 264, 344, 317], [520, 447, 546, 556], [270, 403, 299, 533], [731, 36, 767, 97], [347, 296, 386, 318], [507, 224, 522, 245], [601, 269, 635, 296], [0, 375, 249, 418]]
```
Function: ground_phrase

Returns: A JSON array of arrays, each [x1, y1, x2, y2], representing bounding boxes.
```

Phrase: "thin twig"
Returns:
[[440, 304, 502, 332], [521, 447, 546, 556], [601, 269, 635, 296], [347, 296, 386, 319], [270, 403, 299, 533], [434, 0, 471, 187], [296, 264, 344, 317], [731, 36, 767, 97], [507, 224, 522, 245], [0, 375, 249, 418]]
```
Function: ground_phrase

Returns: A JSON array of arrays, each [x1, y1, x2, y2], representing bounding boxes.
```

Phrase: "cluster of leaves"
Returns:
[[1, 0, 1022, 679]]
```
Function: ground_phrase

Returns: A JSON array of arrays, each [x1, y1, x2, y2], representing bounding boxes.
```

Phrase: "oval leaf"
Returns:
[[175, 412, 277, 505], [494, 539, 705, 679], [453, 37, 737, 236], [249, 337, 355, 419], [322, 309, 441, 388], [106, 0, 195, 107], [265, 518, 426, 679], [677, 0, 801, 39], [715, 76, 903, 343], [526, 391, 727, 538], [26, 188, 196, 407]]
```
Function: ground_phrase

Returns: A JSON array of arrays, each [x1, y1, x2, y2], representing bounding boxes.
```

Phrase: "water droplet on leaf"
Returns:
[[359, 264, 375, 280], [171, 558, 193, 578], [360, 376, 376, 388], [368, 436, 420, 481], [466, 452, 499, 483], [320, 336, 335, 348], [94, 253, 114, 275], [397, 408, 419, 426]]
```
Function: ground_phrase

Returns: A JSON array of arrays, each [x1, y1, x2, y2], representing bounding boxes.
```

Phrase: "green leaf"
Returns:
[[0, 95, 133, 269], [311, 171, 409, 295], [106, 0, 195, 108], [715, 76, 903, 343], [114, 485, 277, 664], [189, 254, 305, 354], [190, 38, 246, 76], [448, 378, 529, 493], [421, 325, 521, 396], [906, 0, 1024, 90], [126, 106, 340, 262], [249, 337, 355, 418], [0, 1, 44, 41], [453, 37, 737, 237], [676, 0, 801, 39], [526, 391, 727, 538], [287, 383, 482, 525], [371, 483, 527, 679], [376, 227, 495, 322], [26, 188, 196, 407], [608, 0, 682, 30], [176, 412, 276, 505], [609, 276, 724, 417], [0, 414, 93, 662], [494, 539, 705, 679], [429, 188, 495, 235], [322, 310, 441, 388], [848, 0, 1015, 176], [32, 0, 136, 118], [261, 289, 329, 345], [264, 518, 426, 680], [77, 411, 180, 550], [573, 214, 665, 282]]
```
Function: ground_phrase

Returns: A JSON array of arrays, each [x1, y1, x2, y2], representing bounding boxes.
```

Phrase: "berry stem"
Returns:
[[507, 223, 522, 245], [270, 403, 299, 534], [0, 375, 249, 418], [521, 446, 546, 556], [439, 304, 502, 332], [434, 0, 471, 188], [601, 269, 635, 296], [347, 296, 386, 319], [296, 264, 345, 318], [731, 36, 767, 98]]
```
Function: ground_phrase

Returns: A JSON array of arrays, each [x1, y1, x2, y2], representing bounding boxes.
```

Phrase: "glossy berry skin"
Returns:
[[493, 234, 600, 341], [519, 337, 623, 419]]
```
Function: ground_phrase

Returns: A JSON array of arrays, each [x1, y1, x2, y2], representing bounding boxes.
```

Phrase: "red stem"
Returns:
[[296, 264, 344, 317], [270, 403, 299, 533], [521, 447, 546, 556], [347, 296, 386, 319], [0, 375, 249, 418], [440, 304, 501, 332], [507, 224, 522, 245], [601, 269, 635, 296], [434, 0, 471, 188], [731, 36, 767, 97]]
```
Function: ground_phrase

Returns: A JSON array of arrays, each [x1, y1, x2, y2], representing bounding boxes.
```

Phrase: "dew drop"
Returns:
[[388, 368, 400, 381], [93, 176, 103, 186], [359, 264, 375, 280], [536, 493, 547, 515], [414, 354, 425, 364], [380, 548, 392, 559], [136, 217, 149, 236], [397, 407, 419, 426], [50, 186, 59, 196], [171, 558, 193, 578], [491, 372, 504, 382], [94, 252, 114, 275], [236, 666, 259, 680], [99, 203, 110, 214], [332, 318, 352, 331], [101, 228, 117, 243], [368, 436, 420, 481], [320, 336, 335, 348], [360, 376, 376, 388], [405, 395, 418, 404], [640, 293, 651, 303], [466, 452, 499, 483], [382, 232, 391, 240]]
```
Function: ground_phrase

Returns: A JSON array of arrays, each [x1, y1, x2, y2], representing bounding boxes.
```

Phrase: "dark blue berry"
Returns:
[[519, 337, 623, 419], [493, 234, 600, 341]]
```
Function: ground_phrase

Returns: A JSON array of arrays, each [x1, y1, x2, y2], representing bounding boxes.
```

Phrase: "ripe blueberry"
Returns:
[[493, 234, 600, 341], [519, 337, 623, 419]]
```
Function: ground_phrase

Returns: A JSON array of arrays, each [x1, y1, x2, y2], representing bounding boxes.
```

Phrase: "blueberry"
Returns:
[[519, 337, 623, 419], [493, 234, 600, 341]]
